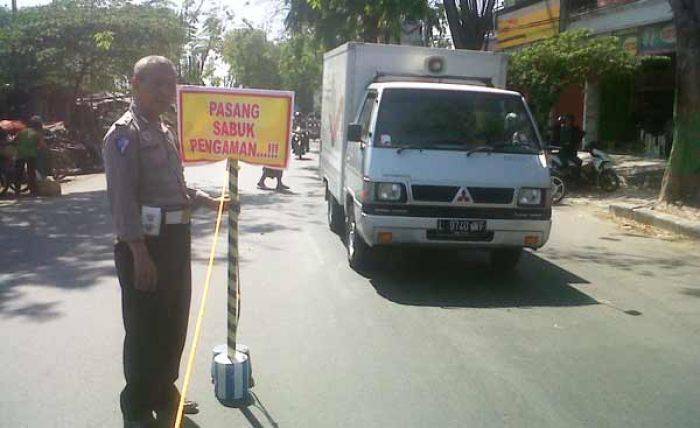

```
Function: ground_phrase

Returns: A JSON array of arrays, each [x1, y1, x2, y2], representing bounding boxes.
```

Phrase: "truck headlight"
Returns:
[[518, 188, 544, 206], [375, 182, 406, 202]]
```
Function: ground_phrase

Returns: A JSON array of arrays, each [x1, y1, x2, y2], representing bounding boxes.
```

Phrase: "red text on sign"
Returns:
[[212, 121, 256, 138], [209, 102, 260, 119]]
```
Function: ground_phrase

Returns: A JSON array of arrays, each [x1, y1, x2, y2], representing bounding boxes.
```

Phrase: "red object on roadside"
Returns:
[[0, 120, 27, 134]]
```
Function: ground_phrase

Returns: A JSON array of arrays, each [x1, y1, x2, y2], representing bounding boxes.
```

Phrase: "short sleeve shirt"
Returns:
[[102, 104, 192, 241]]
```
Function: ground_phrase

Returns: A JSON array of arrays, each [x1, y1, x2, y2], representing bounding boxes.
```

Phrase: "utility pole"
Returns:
[[12, 0, 17, 14]]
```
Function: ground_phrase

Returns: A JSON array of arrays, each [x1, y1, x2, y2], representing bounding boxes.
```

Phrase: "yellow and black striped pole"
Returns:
[[212, 159, 252, 405], [227, 159, 240, 357]]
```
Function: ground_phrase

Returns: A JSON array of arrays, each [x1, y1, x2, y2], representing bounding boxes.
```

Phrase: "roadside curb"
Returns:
[[610, 204, 700, 240]]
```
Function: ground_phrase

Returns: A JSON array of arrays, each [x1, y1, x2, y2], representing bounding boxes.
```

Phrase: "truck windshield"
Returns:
[[373, 88, 541, 154]]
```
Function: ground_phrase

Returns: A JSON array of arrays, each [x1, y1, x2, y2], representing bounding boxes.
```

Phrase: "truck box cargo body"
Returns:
[[320, 43, 551, 270]]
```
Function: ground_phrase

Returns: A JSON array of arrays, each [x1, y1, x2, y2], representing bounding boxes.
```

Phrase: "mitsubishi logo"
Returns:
[[453, 188, 471, 204]]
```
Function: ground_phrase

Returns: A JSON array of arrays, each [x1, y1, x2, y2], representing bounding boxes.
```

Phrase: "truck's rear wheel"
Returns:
[[346, 209, 371, 271], [326, 190, 344, 234], [490, 248, 522, 271]]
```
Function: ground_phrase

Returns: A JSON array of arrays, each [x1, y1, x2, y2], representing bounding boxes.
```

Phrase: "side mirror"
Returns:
[[347, 123, 362, 142]]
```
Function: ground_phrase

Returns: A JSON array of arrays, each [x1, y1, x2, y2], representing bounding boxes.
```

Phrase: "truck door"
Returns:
[[345, 90, 377, 201]]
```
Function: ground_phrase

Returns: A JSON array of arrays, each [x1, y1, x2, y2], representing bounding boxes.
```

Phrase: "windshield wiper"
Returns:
[[396, 144, 425, 154], [467, 142, 540, 157], [466, 145, 495, 157]]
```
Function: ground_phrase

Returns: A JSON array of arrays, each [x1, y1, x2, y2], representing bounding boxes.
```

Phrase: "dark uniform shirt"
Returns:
[[103, 104, 203, 241]]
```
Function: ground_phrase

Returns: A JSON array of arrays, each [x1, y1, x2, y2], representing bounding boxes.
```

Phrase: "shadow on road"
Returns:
[[0, 190, 115, 321], [218, 391, 278, 428], [0, 189, 222, 322], [182, 416, 201, 427], [543, 245, 698, 277], [368, 251, 597, 309]]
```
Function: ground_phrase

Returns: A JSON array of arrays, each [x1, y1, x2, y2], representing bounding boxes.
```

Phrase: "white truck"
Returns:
[[320, 42, 551, 270]]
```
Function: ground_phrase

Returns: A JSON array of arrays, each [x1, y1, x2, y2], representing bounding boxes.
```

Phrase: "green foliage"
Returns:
[[222, 29, 283, 90], [285, 0, 432, 49], [221, 28, 322, 112], [279, 33, 323, 112], [179, 1, 232, 85], [508, 29, 638, 127], [0, 0, 185, 98]]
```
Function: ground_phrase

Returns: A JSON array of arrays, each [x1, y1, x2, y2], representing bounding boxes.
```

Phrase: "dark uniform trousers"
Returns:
[[114, 223, 191, 421]]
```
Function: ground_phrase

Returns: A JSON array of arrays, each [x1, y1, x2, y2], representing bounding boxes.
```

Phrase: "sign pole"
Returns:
[[211, 158, 251, 406], [227, 158, 239, 357]]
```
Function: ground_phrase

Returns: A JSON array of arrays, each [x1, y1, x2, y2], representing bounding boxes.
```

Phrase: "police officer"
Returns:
[[103, 56, 226, 428]]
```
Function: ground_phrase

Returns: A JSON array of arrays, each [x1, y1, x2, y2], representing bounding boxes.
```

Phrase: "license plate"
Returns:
[[437, 219, 487, 235]]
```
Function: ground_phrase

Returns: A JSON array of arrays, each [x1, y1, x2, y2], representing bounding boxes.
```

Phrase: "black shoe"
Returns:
[[183, 400, 199, 415], [153, 400, 199, 424]]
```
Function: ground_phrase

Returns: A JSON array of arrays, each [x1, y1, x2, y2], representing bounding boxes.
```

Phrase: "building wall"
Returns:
[[567, 0, 672, 34]]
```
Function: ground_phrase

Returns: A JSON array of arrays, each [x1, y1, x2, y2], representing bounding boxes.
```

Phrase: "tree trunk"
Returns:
[[444, 0, 467, 49], [362, 13, 380, 43], [444, 0, 494, 50], [659, 4, 700, 206]]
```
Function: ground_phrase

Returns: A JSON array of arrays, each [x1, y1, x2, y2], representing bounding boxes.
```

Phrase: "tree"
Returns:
[[221, 29, 283, 90], [659, 1, 700, 206], [443, 0, 496, 50], [279, 32, 323, 112], [285, 0, 431, 49], [220, 27, 322, 111], [179, 1, 232, 85], [0, 0, 185, 116], [507, 30, 637, 131]]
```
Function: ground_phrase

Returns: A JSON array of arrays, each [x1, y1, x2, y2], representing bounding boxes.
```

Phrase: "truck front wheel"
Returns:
[[490, 248, 523, 271], [346, 209, 371, 271]]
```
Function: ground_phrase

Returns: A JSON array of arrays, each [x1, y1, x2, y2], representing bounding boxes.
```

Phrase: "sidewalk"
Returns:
[[609, 203, 700, 240], [562, 182, 700, 240]]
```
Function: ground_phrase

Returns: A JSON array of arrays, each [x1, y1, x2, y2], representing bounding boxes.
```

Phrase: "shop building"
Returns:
[[496, 0, 676, 157]]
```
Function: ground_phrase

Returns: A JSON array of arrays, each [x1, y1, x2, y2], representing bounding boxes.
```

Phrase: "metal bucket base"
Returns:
[[213, 350, 252, 404]]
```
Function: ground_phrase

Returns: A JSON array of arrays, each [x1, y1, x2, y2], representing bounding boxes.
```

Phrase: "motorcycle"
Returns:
[[549, 142, 620, 204], [291, 127, 309, 160]]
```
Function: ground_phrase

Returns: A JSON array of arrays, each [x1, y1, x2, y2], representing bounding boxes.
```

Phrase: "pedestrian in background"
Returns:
[[14, 115, 45, 196], [257, 167, 289, 191], [103, 55, 227, 428]]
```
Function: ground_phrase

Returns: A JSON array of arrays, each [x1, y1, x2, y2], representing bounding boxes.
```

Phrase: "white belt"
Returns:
[[165, 209, 191, 225]]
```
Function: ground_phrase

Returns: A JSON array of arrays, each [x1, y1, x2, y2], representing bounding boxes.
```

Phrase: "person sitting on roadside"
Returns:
[[14, 116, 45, 196]]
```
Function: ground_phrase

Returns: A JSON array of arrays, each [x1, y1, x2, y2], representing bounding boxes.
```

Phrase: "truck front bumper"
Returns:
[[357, 205, 552, 249]]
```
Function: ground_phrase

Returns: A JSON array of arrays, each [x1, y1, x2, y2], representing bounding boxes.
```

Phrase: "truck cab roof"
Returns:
[[367, 81, 522, 97]]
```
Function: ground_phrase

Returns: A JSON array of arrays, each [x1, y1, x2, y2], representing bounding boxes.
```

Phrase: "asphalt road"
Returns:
[[1, 149, 700, 428]]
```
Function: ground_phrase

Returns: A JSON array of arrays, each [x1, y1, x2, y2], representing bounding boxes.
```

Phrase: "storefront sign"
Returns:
[[497, 0, 560, 50], [640, 22, 676, 54]]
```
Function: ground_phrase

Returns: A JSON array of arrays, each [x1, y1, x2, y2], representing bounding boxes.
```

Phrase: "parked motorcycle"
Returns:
[[549, 142, 620, 203]]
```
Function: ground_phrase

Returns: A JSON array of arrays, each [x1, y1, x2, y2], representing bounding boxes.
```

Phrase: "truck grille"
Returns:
[[411, 185, 514, 204], [468, 187, 514, 204], [411, 185, 460, 202]]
